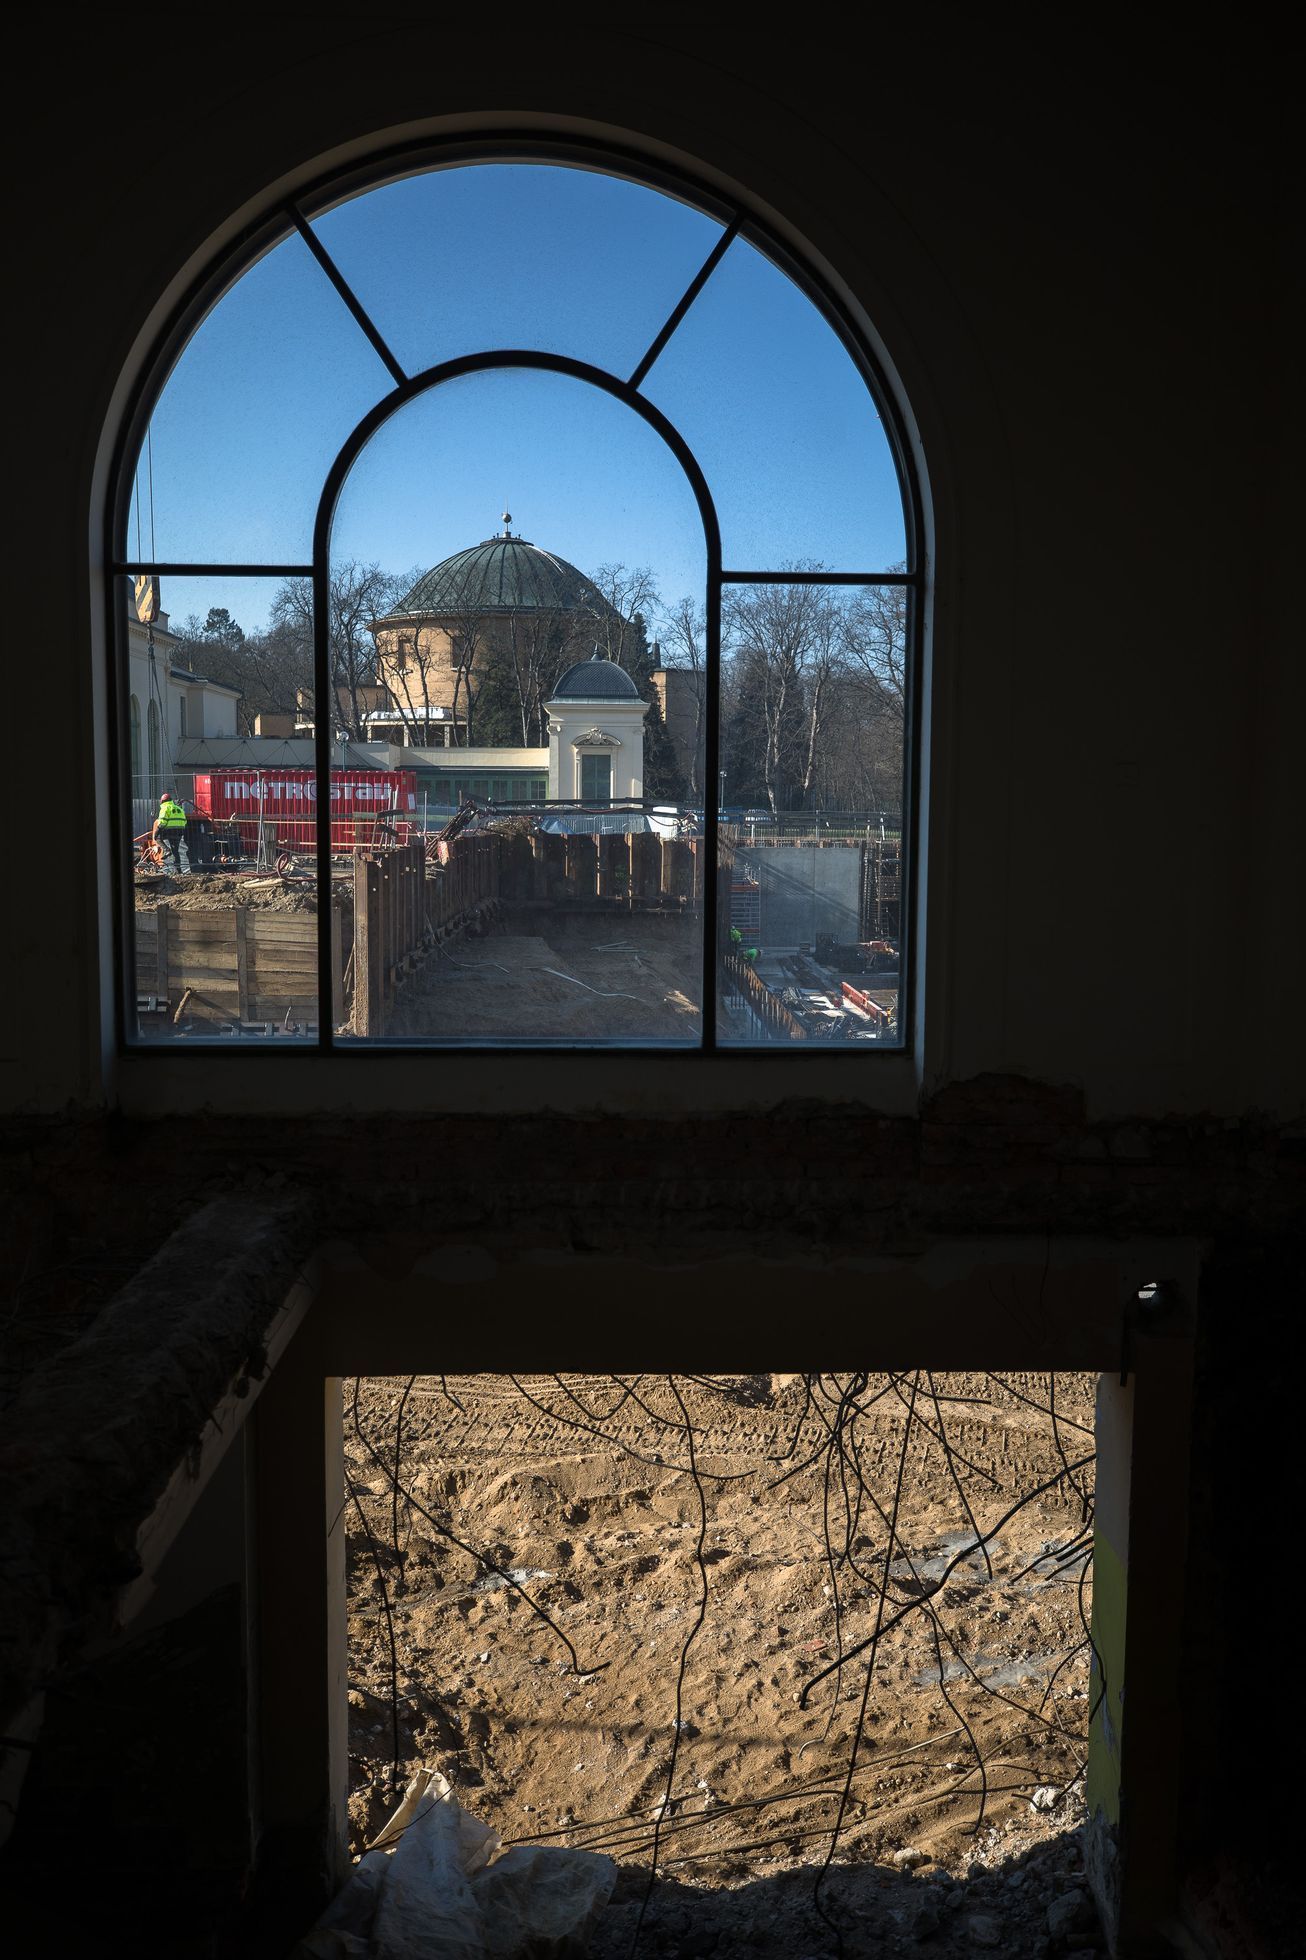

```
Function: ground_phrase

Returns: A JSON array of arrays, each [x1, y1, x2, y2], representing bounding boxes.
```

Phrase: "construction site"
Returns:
[[339, 1370, 1099, 1959], [131, 779, 904, 1045]]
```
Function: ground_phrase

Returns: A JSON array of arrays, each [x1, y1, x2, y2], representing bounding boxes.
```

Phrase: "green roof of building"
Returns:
[[548, 654, 643, 702], [390, 524, 619, 619]]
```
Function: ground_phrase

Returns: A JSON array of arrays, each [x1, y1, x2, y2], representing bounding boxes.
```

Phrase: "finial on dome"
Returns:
[[501, 510, 512, 537], [591, 643, 604, 660]]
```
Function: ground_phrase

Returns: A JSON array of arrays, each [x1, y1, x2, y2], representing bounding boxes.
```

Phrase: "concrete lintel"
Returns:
[[308, 1233, 1200, 1375]]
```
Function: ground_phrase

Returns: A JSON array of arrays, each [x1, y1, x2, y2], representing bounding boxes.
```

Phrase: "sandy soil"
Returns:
[[386, 908, 702, 1041], [344, 1372, 1099, 1957], [133, 870, 343, 913]]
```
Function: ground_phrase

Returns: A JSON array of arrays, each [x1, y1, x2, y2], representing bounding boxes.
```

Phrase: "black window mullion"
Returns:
[[113, 561, 315, 579], [287, 205, 410, 391], [108, 539, 134, 1054], [628, 217, 741, 393], [313, 535, 334, 1051], [899, 581, 921, 1057], [721, 568, 921, 586], [703, 556, 722, 1052]]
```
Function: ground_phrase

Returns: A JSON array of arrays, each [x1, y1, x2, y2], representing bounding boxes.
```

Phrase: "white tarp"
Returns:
[[294, 1767, 616, 1960]]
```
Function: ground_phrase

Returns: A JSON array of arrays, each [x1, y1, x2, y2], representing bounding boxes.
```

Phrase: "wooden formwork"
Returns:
[[629, 831, 663, 902], [660, 836, 698, 903], [529, 834, 568, 900], [352, 835, 502, 1037], [522, 830, 699, 912], [596, 833, 627, 901], [135, 904, 347, 1027]]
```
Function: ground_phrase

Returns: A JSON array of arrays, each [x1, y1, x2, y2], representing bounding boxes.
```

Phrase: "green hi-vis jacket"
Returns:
[[157, 800, 188, 829]]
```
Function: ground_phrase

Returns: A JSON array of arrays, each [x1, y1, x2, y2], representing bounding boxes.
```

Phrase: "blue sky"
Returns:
[[129, 164, 906, 633]]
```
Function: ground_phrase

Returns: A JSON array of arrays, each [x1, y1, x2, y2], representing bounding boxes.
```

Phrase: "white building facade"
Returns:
[[544, 656, 649, 802], [125, 592, 240, 833]]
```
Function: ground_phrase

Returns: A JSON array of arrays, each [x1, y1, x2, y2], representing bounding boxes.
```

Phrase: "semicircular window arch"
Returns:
[[114, 150, 921, 1054]]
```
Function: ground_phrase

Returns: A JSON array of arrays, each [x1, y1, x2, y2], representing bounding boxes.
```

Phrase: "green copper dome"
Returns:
[[548, 653, 642, 702], [393, 520, 619, 618]]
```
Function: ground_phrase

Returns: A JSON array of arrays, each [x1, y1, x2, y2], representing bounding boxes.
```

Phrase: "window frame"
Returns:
[[107, 134, 926, 1064], [579, 752, 613, 804]]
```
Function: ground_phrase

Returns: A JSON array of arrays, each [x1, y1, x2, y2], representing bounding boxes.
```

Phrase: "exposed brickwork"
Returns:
[[3, 1086, 1301, 1305]]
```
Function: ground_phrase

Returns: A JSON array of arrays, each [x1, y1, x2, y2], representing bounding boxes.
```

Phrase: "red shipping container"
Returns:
[[192, 768, 417, 854]]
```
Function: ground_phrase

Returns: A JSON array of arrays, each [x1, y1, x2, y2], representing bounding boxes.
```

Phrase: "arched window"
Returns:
[[114, 147, 921, 1051]]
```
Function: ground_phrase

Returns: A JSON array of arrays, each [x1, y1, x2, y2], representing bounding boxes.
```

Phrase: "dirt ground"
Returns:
[[133, 870, 343, 913], [385, 907, 702, 1041], [343, 1372, 1100, 1957]]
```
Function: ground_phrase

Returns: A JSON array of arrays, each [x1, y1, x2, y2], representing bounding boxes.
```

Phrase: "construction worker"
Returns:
[[153, 789, 189, 873]]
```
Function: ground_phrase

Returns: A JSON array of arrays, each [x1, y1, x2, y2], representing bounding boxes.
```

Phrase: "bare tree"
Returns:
[[448, 617, 489, 745], [839, 577, 907, 722], [587, 563, 660, 669], [719, 572, 909, 814], [814, 672, 905, 811], [824, 577, 907, 812], [272, 562, 408, 740], [380, 611, 487, 749], [659, 595, 707, 797], [380, 620, 440, 745], [174, 608, 312, 735], [723, 575, 842, 812], [500, 607, 591, 747]]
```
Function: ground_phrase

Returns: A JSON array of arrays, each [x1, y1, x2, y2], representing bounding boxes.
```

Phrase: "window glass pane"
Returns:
[[329, 368, 706, 1046], [642, 239, 907, 572], [124, 575, 321, 1045], [717, 582, 907, 1047], [310, 164, 725, 382], [126, 232, 394, 564], [580, 752, 612, 802], [115, 159, 917, 1060]]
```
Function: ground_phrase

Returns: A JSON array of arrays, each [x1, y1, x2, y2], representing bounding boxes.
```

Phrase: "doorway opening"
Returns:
[[340, 1371, 1098, 1955]]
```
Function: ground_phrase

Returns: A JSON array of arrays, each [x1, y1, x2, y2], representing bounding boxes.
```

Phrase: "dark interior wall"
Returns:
[[5, 11, 1302, 1119]]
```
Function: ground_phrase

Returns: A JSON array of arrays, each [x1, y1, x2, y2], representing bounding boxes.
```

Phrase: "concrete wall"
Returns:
[[6, 17, 1301, 1125], [743, 845, 863, 950]]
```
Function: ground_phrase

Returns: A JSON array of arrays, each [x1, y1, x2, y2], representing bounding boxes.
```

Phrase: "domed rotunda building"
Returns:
[[369, 516, 624, 752]]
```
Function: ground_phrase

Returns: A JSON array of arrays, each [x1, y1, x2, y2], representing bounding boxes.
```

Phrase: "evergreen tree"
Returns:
[[641, 690, 687, 800]]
